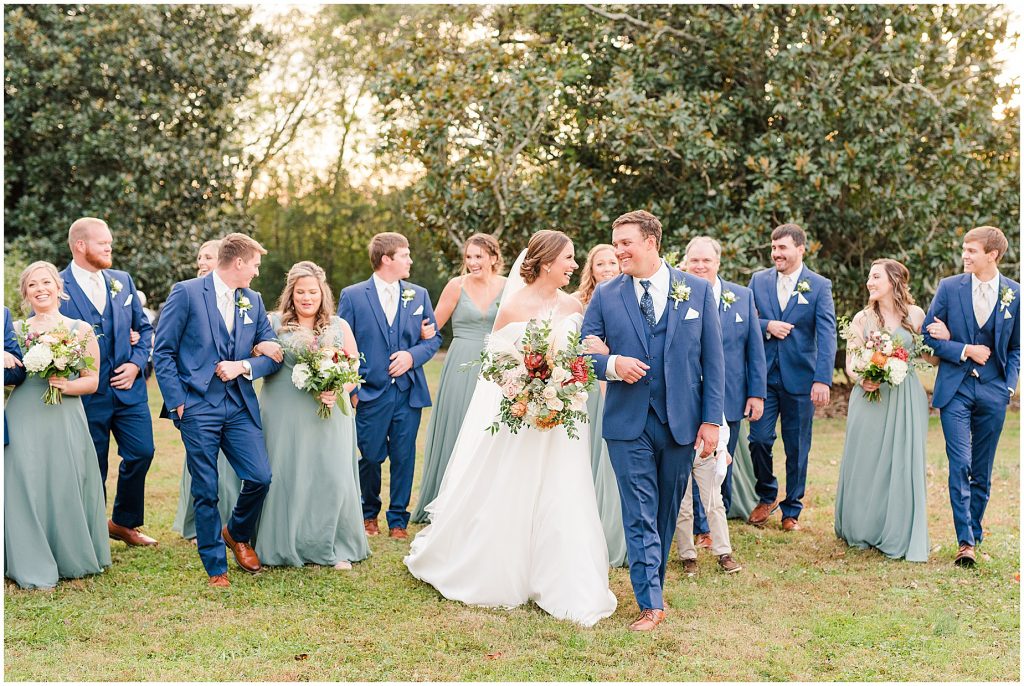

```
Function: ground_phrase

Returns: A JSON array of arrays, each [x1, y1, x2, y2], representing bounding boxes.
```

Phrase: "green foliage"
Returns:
[[362, 4, 1019, 323], [4, 4, 274, 300], [3, 244, 29, 314]]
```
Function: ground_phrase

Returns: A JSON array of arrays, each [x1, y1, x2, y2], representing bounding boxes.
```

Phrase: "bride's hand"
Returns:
[[582, 335, 609, 355], [319, 390, 337, 408], [420, 320, 436, 340]]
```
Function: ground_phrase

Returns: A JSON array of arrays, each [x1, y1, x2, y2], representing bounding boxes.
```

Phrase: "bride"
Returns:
[[404, 230, 617, 627]]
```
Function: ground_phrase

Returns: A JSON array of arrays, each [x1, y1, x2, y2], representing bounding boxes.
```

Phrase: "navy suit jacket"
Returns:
[[718, 278, 767, 423], [59, 264, 152, 405], [153, 274, 281, 428], [581, 267, 725, 446], [337, 277, 441, 409], [749, 265, 837, 395], [4, 307, 26, 445], [923, 272, 1020, 409]]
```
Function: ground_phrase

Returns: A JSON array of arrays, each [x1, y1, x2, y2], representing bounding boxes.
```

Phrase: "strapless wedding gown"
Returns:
[[404, 314, 617, 627]]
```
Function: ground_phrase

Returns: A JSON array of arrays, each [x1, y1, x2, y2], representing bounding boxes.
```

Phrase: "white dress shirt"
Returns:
[[373, 273, 400, 326], [212, 270, 235, 334], [713, 277, 722, 308], [71, 261, 107, 315], [606, 261, 670, 381]]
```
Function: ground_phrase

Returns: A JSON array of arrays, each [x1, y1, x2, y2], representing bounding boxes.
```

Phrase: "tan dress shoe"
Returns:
[[747, 501, 777, 526], [628, 609, 667, 632], [781, 517, 801, 532], [695, 533, 712, 549], [222, 526, 261, 573], [364, 519, 380, 536], [954, 543, 976, 568], [208, 574, 230, 588], [389, 527, 409, 540], [108, 520, 158, 546], [718, 554, 742, 573], [681, 558, 698, 577]]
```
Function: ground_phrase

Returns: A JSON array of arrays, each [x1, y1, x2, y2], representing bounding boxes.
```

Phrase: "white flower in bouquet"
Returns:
[[291, 362, 311, 389], [38, 334, 57, 346], [52, 355, 69, 370], [541, 385, 559, 400], [568, 391, 588, 412], [319, 360, 338, 378], [549, 365, 571, 385], [23, 343, 53, 373], [545, 395, 564, 411], [886, 358, 909, 385]]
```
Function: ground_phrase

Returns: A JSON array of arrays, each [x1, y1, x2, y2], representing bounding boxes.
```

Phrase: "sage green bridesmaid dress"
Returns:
[[172, 454, 242, 540], [411, 288, 498, 523], [253, 315, 369, 567], [727, 422, 759, 520], [834, 325, 929, 562], [588, 386, 628, 567], [4, 320, 111, 589]]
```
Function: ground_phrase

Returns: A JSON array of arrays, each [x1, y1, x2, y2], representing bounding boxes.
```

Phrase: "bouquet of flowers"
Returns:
[[286, 330, 364, 418], [839, 316, 932, 402], [474, 318, 596, 439], [17, 322, 96, 405]]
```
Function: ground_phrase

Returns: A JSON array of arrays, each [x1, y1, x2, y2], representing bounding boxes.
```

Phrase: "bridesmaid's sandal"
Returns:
[[333, 561, 353, 571]]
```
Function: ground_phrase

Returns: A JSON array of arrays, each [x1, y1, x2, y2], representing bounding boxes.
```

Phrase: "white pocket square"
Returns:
[[413, 305, 424, 316], [684, 307, 700, 320], [735, 312, 744, 323], [123, 294, 133, 306], [797, 293, 810, 305], [243, 313, 254, 325], [1005, 309, 1012, 320]]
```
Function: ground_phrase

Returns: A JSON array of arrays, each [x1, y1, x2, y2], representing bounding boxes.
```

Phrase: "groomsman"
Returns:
[[5, 306, 27, 446], [677, 236, 765, 568], [154, 233, 283, 586], [339, 232, 441, 540], [59, 218, 157, 546], [923, 226, 1019, 567], [747, 224, 836, 531]]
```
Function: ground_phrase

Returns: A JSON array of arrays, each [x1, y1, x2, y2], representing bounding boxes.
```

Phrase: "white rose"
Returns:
[[549, 366, 571, 384], [568, 391, 588, 412], [886, 358, 908, 386], [23, 344, 53, 373], [38, 334, 57, 345], [291, 362, 311, 389], [541, 385, 558, 400], [51, 355, 69, 371], [319, 361, 337, 378], [545, 395, 564, 411]]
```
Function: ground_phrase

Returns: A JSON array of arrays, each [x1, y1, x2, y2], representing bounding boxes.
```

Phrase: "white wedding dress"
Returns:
[[404, 312, 617, 627]]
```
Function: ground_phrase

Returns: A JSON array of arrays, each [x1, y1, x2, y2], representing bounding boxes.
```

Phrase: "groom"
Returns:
[[339, 232, 441, 540], [582, 210, 725, 631]]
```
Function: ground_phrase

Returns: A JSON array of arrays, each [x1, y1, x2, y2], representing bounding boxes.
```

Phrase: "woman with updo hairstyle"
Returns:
[[5, 261, 111, 589], [834, 258, 930, 562], [252, 261, 369, 570], [411, 234, 506, 523]]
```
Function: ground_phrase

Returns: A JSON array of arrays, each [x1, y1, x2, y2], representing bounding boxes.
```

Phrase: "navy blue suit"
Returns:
[[338, 277, 441, 530], [747, 265, 836, 521], [923, 272, 1020, 547], [4, 307, 27, 446], [582, 266, 724, 611], [59, 264, 155, 528], [154, 274, 282, 576], [693, 279, 767, 532]]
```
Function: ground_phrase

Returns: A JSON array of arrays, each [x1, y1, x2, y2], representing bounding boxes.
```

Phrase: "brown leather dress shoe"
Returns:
[[695, 533, 712, 549], [781, 517, 801, 532], [954, 543, 976, 568], [389, 527, 409, 540], [681, 558, 698, 577], [718, 554, 742, 573], [108, 520, 158, 546], [747, 501, 777, 526], [208, 574, 230, 588], [222, 526, 261, 573], [628, 608, 667, 632], [364, 519, 380, 537]]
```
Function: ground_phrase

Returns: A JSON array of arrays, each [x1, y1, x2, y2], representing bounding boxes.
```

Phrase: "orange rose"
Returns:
[[870, 350, 889, 367], [510, 401, 527, 417]]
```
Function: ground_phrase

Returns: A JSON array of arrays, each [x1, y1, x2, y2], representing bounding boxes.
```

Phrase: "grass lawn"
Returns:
[[4, 360, 1020, 681]]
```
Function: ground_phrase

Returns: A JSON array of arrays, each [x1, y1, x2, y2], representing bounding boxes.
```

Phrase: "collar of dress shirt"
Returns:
[[713, 276, 723, 305], [776, 265, 803, 286], [632, 259, 670, 297], [70, 261, 103, 291], [372, 272, 400, 299], [971, 271, 1000, 293], [211, 270, 234, 303]]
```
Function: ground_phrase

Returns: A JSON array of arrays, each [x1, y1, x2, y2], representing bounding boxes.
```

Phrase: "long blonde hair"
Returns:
[[275, 261, 335, 334], [575, 244, 616, 306]]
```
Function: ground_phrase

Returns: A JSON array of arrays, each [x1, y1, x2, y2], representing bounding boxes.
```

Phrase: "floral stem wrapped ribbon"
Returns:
[[17, 322, 96, 405], [472, 318, 596, 439], [839, 316, 932, 402], [286, 330, 364, 419]]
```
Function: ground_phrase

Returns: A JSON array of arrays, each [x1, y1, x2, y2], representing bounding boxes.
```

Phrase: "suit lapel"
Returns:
[[619, 276, 649, 355], [232, 289, 248, 360], [958, 274, 976, 344], [994, 276, 1010, 362], [104, 271, 125, 348], [63, 265, 99, 322], [763, 271, 781, 321], [396, 280, 406, 340], [365, 279, 390, 341], [664, 269, 684, 351], [203, 275, 229, 358]]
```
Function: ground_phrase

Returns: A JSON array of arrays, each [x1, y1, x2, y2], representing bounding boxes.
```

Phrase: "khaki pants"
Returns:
[[676, 452, 732, 560]]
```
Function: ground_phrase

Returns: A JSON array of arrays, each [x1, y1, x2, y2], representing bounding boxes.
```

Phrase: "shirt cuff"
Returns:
[[960, 345, 969, 362], [605, 354, 621, 381], [241, 360, 253, 381]]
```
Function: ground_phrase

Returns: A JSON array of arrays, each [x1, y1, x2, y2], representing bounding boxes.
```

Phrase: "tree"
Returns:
[[4, 4, 274, 299]]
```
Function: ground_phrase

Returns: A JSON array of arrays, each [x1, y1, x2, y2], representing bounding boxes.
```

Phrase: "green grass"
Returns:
[[4, 360, 1020, 680]]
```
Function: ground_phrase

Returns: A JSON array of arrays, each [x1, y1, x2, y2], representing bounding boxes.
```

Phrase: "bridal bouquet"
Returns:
[[17, 322, 96, 405], [840, 317, 932, 402], [286, 331, 364, 418], [475, 318, 595, 438]]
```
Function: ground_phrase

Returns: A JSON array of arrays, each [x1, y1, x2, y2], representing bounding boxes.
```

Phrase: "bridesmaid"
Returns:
[[834, 259, 929, 562], [575, 244, 628, 568], [171, 239, 243, 543], [5, 262, 111, 589], [253, 261, 369, 569], [410, 234, 505, 523]]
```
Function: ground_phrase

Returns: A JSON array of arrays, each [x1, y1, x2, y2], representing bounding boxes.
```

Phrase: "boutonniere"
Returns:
[[670, 281, 691, 310], [721, 290, 737, 311], [401, 288, 415, 308], [108, 277, 123, 296], [796, 280, 811, 294], [236, 294, 252, 314], [999, 286, 1015, 312]]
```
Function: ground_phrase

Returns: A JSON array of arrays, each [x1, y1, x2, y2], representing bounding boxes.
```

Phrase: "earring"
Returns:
[[545, 266, 551, 273]]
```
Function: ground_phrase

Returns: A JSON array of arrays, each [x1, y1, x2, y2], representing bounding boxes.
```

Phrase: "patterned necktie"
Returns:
[[639, 279, 656, 328], [974, 282, 992, 328]]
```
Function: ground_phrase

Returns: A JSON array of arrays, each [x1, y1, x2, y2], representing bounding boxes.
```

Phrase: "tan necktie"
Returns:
[[383, 285, 398, 326], [91, 273, 107, 315], [221, 291, 235, 335], [777, 274, 791, 312], [974, 282, 993, 328]]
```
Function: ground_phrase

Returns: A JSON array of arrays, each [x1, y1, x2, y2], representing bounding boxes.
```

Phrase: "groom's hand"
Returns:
[[215, 360, 245, 382], [614, 356, 649, 384], [388, 350, 414, 377], [696, 423, 720, 458]]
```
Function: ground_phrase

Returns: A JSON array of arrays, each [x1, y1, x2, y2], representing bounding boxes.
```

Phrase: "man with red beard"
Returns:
[[59, 217, 157, 547]]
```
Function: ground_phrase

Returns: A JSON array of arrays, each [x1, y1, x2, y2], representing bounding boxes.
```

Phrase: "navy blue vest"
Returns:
[[640, 301, 669, 423], [388, 315, 411, 392], [86, 291, 115, 398], [973, 306, 1002, 383], [205, 300, 244, 407]]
